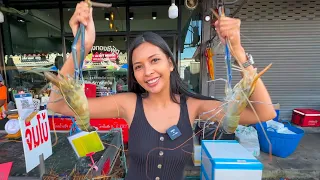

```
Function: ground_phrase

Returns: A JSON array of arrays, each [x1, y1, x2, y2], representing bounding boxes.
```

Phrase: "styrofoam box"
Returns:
[[201, 140, 263, 180], [192, 135, 201, 166]]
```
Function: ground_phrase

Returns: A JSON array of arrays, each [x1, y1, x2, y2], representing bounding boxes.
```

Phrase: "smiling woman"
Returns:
[[127, 32, 215, 103], [47, 2, 276, 180]]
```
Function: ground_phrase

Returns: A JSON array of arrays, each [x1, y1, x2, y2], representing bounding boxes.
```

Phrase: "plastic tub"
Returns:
[[255, 122, 304, 158]]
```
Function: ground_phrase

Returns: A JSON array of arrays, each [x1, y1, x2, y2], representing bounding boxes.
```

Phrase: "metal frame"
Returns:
[[93, 128, 127, 178], [0, 24, 8, 88], [1, 0, 183, 52], [0, 0, 185, 89], [5, 0, 182, 9], [61, 0, 182, 64]]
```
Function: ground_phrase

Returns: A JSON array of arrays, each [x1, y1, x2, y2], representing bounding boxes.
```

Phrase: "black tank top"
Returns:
[[125, 94, 194, 180]]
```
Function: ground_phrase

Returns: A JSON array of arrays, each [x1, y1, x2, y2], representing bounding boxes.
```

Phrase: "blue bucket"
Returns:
[[255, 122, 304, 158]]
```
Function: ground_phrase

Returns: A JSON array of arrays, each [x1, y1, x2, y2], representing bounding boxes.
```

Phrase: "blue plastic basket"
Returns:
[[255, 122, 304, 158]]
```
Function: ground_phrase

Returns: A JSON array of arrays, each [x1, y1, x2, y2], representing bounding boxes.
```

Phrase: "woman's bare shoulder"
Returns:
[[113, 92, 137, 106], [89, 92, 138, 121], [186, 96, 220, 104], [186, 96, 221, 117], [113, 92, 138, 125]]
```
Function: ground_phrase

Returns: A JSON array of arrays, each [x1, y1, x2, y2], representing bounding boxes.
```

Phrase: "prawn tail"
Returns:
[[249, 63, 273, 95]]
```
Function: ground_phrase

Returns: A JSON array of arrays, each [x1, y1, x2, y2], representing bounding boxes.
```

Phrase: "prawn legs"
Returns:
[[44, 0, 112, 132], [44, 71, 96, 132], [210, 7, 273, 134]]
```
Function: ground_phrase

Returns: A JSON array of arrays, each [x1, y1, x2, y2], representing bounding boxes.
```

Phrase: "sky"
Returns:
[[180, 20, 202, 60]]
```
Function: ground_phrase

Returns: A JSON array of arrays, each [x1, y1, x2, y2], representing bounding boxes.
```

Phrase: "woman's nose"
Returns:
[[144, 64, 154, 76]]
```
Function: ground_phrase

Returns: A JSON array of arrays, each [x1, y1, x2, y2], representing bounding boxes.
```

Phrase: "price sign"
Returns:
[[18, 110, 53, 173]]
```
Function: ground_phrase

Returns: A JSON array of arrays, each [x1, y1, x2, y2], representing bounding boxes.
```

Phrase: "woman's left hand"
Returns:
[[214, 16, 243, 53]]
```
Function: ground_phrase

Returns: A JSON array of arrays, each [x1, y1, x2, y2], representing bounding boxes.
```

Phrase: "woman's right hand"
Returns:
[[69, 1, 95, 54]]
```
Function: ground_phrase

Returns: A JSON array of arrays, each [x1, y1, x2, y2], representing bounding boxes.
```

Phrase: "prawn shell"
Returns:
[[223, 116, 240, 134], [45, 71, 94, 132]]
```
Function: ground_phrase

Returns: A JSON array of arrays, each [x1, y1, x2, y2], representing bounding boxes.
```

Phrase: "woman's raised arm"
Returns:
[[47, 1, 135, 123]]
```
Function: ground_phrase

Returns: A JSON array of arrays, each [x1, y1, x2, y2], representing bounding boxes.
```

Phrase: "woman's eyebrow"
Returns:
[[133, 54, 161, 65], [133, 61, 141, 65], [148, 54, 160, 59]]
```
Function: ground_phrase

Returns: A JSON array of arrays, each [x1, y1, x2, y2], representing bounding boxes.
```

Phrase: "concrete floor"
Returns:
[[258, 133, 320, 180], [185, 128, 320, 180], [2, 127, 320, 180]]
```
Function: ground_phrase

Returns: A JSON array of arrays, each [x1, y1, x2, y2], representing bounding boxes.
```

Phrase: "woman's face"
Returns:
[[132, 42, 173, 94]]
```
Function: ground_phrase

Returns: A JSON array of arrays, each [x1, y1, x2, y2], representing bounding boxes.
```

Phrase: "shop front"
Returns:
[[0, 0, 204, 142]]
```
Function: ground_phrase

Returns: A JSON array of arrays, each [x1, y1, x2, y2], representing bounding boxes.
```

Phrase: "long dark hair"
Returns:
[[128, 32, 218, 103]]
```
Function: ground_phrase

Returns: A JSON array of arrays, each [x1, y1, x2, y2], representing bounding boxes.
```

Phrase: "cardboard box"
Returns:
[[273, 103, 280, 121], [201, 140, 263, 180]]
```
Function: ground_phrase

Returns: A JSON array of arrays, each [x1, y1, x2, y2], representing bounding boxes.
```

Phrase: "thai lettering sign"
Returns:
[[14, 93, 52, 173], [18, 110, 52, 173], [91, 52, 119, 62], [90, 46, 120, 62]]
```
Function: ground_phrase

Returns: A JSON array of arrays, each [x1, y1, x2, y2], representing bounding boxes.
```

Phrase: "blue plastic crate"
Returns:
[[255, 122, 304, 158]]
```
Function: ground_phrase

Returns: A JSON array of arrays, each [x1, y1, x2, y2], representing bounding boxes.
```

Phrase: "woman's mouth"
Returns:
[[146, 77, 160, 87]]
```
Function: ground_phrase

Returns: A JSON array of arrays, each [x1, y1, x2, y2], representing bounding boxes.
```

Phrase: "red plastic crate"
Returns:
[[84, 83, 97, 98], [292, 109, 320, 127], [91, 118, 129, 143], [48, 116, 129, 143]]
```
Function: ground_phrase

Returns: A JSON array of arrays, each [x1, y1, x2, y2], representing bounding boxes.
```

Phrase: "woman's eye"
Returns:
[[152, 58, 160, 63], [134, 65, 142, 70]]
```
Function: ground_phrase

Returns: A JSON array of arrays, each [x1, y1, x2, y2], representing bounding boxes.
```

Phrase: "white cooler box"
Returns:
[[201, 140, 263, 180]]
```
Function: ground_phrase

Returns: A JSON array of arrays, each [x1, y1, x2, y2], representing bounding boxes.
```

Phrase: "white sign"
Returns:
[[14, 93, 34, 121], [18, 110, 52, 173]]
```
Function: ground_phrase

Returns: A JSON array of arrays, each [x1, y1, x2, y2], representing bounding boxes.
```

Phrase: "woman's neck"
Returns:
[[147, 88, 174, 108]]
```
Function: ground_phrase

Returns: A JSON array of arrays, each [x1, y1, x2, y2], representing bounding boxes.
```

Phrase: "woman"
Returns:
[[48, 2, 276, 180]]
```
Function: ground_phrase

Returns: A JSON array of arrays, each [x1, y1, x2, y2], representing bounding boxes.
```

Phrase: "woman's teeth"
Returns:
[[147, 77, 159, 84]]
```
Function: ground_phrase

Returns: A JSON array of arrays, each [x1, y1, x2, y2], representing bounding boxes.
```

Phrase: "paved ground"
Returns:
[[2, 126, 320, 180], [0, 131, 124, 179]]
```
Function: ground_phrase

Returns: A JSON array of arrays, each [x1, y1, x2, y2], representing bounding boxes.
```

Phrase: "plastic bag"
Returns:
[[266, 120, 296, 134], [266, 120, 284, 130], [235, 125, 260, 157]]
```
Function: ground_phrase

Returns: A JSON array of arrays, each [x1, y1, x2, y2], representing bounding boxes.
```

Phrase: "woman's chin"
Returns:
[[145, 85, 162, 94]]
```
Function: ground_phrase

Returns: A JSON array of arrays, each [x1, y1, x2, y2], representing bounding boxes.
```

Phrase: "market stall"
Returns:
[[0, 129, 127, 179], [3, 47, 130, 143]]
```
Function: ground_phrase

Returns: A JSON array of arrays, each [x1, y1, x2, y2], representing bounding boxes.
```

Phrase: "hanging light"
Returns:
[[129, 12, 134, 20], [105, 12, 110, 21], [0, 11, 4, 23], [168, 0, 178, 19], [204, 15, 211, 22], [152, 12, 157, 20], [17, 17, 25, 23]]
